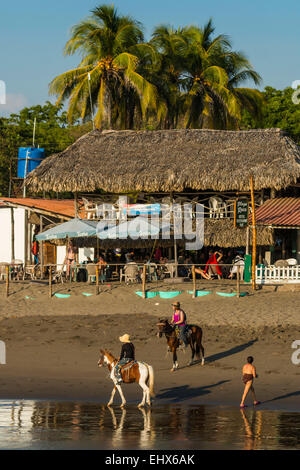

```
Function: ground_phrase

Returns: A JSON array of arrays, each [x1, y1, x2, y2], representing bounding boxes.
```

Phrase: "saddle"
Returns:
[[175, 325, 192, 340], [120, 360, 137, 381]]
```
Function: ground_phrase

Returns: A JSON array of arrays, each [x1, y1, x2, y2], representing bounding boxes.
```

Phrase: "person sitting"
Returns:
[[204, 250, 223, 278], [170, 302, 189, 349], [229, 254, 245, 279], [125, 251, 135, 263], [195, 266, 211, 280], [114, 334, 135, 385]]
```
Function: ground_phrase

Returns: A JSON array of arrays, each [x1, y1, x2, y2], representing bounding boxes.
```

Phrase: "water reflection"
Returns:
[[0, 400, 299, 450]]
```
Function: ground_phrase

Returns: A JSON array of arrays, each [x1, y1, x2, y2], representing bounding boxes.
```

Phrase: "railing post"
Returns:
[[6, 265, 9, 298], [142, 264, 146, 299], [96, 265, 99, 295], [49, 266, 52, 298], [236, 265, 240, 298], [192, 265, 196, 299]]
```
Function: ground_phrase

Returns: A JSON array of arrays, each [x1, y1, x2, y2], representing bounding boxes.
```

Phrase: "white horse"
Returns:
[[98, 349, 155, 408]]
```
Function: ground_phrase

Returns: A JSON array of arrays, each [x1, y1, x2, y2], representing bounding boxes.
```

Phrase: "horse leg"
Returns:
[[115, 384, 126, 408], [107, 385, 117, 407], [188, 340, 195, 366], [171, 348, 179, 371], [138, 382, 149, 408], [201, 343, 205, 365]]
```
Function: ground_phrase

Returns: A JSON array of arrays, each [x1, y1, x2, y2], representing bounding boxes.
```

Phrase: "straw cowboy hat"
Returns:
[[171, 302, 181, 308], [119, 334, 131, 343]]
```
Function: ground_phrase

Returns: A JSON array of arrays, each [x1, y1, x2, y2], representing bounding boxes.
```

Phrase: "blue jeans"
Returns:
[[177, 325, 188, 346], [114, 358, 131, 382]]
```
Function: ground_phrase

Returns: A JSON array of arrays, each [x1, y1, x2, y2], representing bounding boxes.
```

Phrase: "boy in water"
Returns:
[[240, 356, 260, 408]]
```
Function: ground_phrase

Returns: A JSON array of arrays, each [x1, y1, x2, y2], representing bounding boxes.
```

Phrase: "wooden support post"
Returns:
[[40, 215, 44, 279], [49, 266, 52, 298], [74, 192, 79, 218], [192, 265, 196, 299], [236, 265, 240, 298], [246, 226, 250, 255], [142, 264, 146, 299], [96, 265, 99, 295], [6, 265, 9, 297], [10, 208, 15, 262], [250, 175, 257, 290]]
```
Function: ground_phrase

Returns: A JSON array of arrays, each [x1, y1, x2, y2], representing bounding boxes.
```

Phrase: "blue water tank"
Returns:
[[17, 147, 46, 178]]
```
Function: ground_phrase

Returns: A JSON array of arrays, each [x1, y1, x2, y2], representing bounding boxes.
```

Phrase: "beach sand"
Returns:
[[0, 280, 299, 410]]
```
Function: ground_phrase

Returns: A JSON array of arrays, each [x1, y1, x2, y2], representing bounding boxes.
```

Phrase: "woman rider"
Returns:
[[170, 302, 188, 348], [114, 334, 135, 385]]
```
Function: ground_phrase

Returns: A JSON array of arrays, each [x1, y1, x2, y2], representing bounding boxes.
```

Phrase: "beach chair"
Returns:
[[147, 263, 158, 282], [86, 264, 97, 283], [82, 197, 97, 220], [123, 263, 141, 284], [208, 196, 227, 219], [23, 261, 38, 280]]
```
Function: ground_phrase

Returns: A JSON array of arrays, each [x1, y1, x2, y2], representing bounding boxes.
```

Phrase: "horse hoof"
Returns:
[[138, 403, 144, 408], [171, 368, 175, 372], [120, 403, 126, 408]]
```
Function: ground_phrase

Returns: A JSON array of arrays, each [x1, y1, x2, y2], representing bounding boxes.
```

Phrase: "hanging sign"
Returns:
[[235, 199, 249, 228]]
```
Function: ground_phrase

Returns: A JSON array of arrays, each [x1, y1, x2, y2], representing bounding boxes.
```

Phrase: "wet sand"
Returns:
[[0, 281, 299, 410]]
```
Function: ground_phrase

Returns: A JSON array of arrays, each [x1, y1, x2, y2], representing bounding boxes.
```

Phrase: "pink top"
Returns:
[[173, 310, 186, 326]]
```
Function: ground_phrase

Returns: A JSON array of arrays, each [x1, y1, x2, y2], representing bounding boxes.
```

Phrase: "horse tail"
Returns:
[[147, 364, 155, 397]]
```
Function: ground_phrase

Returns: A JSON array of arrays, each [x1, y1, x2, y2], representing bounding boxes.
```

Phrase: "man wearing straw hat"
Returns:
[[114, 334, 135, 385], [171, 302, 189, 349]]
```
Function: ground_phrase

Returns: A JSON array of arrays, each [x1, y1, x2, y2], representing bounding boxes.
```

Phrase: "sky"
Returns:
[[1, 0, 300, 116]]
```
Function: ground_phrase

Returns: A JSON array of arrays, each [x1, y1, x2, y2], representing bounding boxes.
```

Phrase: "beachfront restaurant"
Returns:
[[3, 127, 300, 284]]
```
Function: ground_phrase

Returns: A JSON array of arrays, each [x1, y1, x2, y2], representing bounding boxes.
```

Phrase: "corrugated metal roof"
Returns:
[[0, 197, 80, 219], [255, 198, 300, 227]]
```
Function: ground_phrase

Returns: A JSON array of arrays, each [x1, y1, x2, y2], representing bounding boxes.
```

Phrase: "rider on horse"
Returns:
[[170, 302, 189, 348], [114, 334, 135, 384]]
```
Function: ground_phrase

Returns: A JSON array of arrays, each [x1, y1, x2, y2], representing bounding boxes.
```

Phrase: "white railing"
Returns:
[[256, 265, 300, 284]]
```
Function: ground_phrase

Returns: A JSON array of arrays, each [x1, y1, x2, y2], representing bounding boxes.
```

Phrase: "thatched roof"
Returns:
[[50, 219, 273, 248], [26, 128, 300, 193], [204, 219, 273, 247]]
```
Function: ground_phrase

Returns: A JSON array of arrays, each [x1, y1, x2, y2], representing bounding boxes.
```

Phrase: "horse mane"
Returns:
[[101, 349, 117, 363]]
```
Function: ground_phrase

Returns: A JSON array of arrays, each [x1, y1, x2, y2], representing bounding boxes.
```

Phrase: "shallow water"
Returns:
[[0, 400, 299, 450]]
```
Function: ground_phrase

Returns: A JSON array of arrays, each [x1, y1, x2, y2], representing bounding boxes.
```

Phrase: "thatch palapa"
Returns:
[[25, 128, 300, 193], [49, 219, 273, 248]]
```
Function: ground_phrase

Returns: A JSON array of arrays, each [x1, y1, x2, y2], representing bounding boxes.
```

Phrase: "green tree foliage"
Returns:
[[241, 86, 300, 143], [0, 101, 91, 196], [50, 5, 262, 130], [49, 4, 159, 129]]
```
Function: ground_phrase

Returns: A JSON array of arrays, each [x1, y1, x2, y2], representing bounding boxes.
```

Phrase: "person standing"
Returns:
[[240, 356, 260, 408], [114, 334, 135, 385]]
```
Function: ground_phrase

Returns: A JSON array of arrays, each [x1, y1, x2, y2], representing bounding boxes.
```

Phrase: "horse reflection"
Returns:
[[107, 406, 156, 449]]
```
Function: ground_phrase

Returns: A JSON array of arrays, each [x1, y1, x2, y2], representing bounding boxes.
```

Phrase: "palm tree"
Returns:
[[180, 21, 263, 128], [49, 4, 158, 129], [150, 20, 263, 129]]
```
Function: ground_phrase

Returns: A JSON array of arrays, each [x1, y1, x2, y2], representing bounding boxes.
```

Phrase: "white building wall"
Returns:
[[0, 208, 25, 263]]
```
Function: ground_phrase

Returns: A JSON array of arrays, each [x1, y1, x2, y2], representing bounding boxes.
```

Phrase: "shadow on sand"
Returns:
[[262, 391, 300, 404], [156, 380, 230, 402], [205, 340, 258, 364]]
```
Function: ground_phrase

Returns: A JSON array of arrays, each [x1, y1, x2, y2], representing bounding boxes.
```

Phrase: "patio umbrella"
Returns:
[[97, 217, 171, 240], [36, 218, 98, 241]]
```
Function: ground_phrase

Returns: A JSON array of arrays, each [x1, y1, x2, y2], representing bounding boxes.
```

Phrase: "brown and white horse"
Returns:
[[98, 349, 155, 408], [157, 319, 205, 371]]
